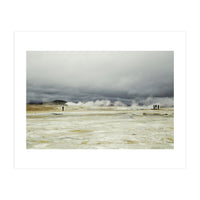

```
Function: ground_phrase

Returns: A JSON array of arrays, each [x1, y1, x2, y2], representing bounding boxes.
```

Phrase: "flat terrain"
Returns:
[[26, 105, 174, 149], [27, 104, 60, 112]]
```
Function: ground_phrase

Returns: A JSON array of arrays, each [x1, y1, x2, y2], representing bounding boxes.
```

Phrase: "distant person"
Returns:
[[158, 105, 159, 109], [62, 106, 64, 111]]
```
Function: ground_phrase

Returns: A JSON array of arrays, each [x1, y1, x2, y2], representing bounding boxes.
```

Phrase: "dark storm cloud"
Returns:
[[27, 51, 173, 102]]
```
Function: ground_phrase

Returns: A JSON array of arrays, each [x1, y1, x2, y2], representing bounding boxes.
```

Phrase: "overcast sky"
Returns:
[[27, 51, 173, 103]]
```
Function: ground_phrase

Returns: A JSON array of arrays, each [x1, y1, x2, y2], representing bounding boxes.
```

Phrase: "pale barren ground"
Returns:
[[26, 104, 174, 149]]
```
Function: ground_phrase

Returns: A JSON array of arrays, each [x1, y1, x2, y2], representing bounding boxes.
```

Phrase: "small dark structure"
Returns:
[[153, 105, 160, 110]]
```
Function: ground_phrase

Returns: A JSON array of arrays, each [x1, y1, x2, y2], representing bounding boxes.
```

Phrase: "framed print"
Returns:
[[14, 31, 186, 168]]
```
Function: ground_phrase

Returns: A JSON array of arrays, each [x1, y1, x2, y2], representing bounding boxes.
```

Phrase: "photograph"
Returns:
[[26, 51, 174, 149], [2, 0, 195, 198]]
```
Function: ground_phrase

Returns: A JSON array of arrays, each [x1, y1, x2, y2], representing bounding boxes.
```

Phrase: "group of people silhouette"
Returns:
[[153, 105, 160, 110]]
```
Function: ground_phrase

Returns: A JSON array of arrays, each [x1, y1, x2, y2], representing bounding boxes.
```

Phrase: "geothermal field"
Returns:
[[26, 103, 174, 149], [26, 51, 174, 149]]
